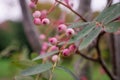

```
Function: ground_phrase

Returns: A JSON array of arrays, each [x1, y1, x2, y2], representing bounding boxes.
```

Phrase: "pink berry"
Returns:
[[42, 18, 50, 25], [49, 37, 58, 45], [62, 49, 70, 56], [33, 18, 41, 25], [40, 10, 47, 19], [40, 51, 46, 55], [52, 55, 59, 62], [66, 28, 75, 36], [39, 34, 46, 40], [69, 44, 76, 52], [29, 2, 36, 9], [33, 11, 41, 18], [42, 42, 48, 51], [51, 46, 59, 51], [58, 24, 67, 32]]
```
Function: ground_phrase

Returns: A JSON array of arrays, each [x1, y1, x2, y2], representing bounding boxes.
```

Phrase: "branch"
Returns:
[[55, 0, 87, 22], [95, 31, 116, 80], [106, 0, 113, 8], [19, 0, 41, 53], [76, 50, 98, 62]]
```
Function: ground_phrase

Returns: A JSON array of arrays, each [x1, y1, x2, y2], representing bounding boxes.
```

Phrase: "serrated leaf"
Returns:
[[79, 27, 101, 50], [95, 3, 120, 24], [32, 50, 59, 61], [69, 22, 91, 28], [105, 21, 120, 32], [57, 66, 79, 80], [70, 22, 96, 41], [20, 63, 52, 76]]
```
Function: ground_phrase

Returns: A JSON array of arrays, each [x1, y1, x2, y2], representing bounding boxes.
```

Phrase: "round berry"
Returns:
[[39, 34, 46, 40], [51, 46, 59, 51], [52, 55, 59, 62], [58, 24, 67, 32], [66, 28, 75, 36], [62, 49, 70, 56], [42, 18, 50, 25], [42, 42, 48, 51], [29, 2, 36, 9], [69, 44, 76, 52], [33, 11, 41, 18], [49, 37, 58, 45], [33, 18, 41, 25]]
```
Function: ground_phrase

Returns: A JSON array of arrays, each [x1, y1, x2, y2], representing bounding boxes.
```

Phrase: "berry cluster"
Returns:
[[29, 0, 76, 62]]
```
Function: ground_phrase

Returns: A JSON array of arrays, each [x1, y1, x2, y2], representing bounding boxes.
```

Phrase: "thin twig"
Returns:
[[55, 0, 87, 22], [76, 50, 98, 62], [95, 31, 116, 80], [106, 0, 113, 8]]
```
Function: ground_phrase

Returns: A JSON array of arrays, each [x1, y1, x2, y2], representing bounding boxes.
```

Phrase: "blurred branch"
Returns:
[[55, 0, 87, 22], [19, 0, 41, 53], [106, 0, 113, 8]]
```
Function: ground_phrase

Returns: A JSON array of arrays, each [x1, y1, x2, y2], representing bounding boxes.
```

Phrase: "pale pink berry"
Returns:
[[39, 34, 46, 40], [33, 18, 41, 25], [52, 55, 59, 62], [40, 10, 47, 19], [49, 37, 58, 45], [58, 24, 67, 32], [42, 42, 48, 51], [66, 28, 75, 36], [40, 51, 46, 55], [51, 46, 59, 51], [33, 11, 41, 18], [42, 18, 50, 25], [69, 44, 76, 52], [62, 49, 70, 56], [29, 2, 36, 9]]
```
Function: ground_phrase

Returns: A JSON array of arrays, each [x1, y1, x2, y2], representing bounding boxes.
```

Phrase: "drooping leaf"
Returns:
[[69, 22, 91, 28], [105, 21, 120, 32], [95, 3, 120, 24], [20, 63, 52, 76], [70, 22, 96, 41], [79, 27, 102, 50], [57, 66, 79, 80], [32, 50, 59, 61]]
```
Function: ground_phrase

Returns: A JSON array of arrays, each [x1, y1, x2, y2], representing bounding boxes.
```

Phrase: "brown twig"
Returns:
[[76, 50, 98, 62], [95, 31, 116, 80], [55, 0, 87, 22]]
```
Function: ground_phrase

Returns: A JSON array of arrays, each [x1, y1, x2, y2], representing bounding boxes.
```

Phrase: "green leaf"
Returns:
[[95, 3, 120, 24], [105, 21, 120, 32], [71, 22, 96, 41], [32, 50, 59, 61], [57, 66, 79, 80], [69, 22, 91, 28], [79, 27, 102, 50], [20, 63, 52, 76]]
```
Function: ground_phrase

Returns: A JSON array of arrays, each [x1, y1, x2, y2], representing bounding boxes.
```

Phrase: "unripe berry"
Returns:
[[52, 55, 59, 62], [39, 34, 46, 40], [42, 42, 48, 51], [33, 11, 41, 18], [69, 44, 76, 52], [51, 46, 59, 51], [66, 28, 75, 36], [33, 18, 41, 25], [62, 49, 70, 56], [42, 18, 50, 25], [49, 37, 58, 45], [58, 24, 67, 32], [29, 2, 36, 9]]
